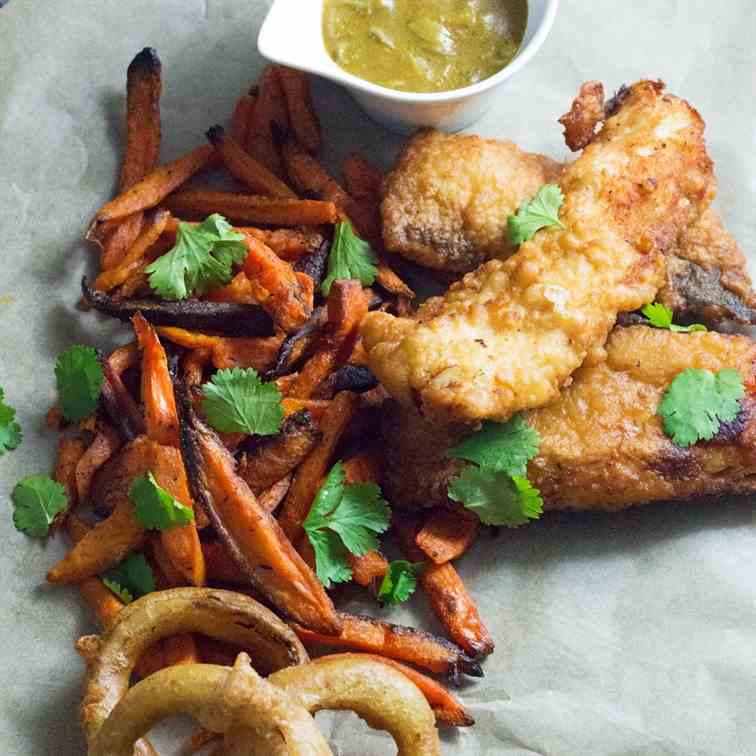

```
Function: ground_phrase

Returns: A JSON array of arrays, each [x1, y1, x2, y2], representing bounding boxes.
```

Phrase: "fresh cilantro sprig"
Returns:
[[55, 345, 104, 422], [507, 184, 566, 245], [130, 471, 194, 531], [321, 221, 378, 296], [0, 387, 22, 456], [641, 302, 707, 333], [304, 462, 391, 588], [11, 475, 67, 538], [146, 214, 247, 300], [201, 367, 284, 436], [446, 414, 543, 527], [377, 560, 423, 606], [658, 367, 744, 447], [101, 552, 155, 604]]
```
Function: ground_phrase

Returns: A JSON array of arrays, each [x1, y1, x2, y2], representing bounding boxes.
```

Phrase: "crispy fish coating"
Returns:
[[381, 129, 561, 273], [362, 80, 715, 424], [558, 80, 606, 151], [383, 326, 756, 512]]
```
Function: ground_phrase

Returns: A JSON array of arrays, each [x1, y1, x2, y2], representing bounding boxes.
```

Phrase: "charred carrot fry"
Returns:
[[94, 209, 170, 292], [163, 191, 338, 226], [204, 271, 259, 305], [179, 396, 341, 634], [211, 335, 283, 371], [155, 326, 220, 350], [247, 65, 289, 176], [90, 144, 214, 228], [415, 508, 480, 565], [246, 227, 325, 261], [286, 280, 369, 399], [277, 391, 358, 544], [207, 125, 297, 199], [342, 152, 383, 201], [74, 423, 122, 504], [230, 93, 257, 144], [292, 613, 482, 679], [395, 517, 494, 658], [348, 549, 388, 589], [182, 348, 211, 388], [53, 436, 87, 522], [257, 474, 292, 513], [107, 342, 139, 375], [280, 398, 330, 421], [277, 66, 322, 154], [238, 410, 322, 494], [243, 235, 312, 332], [376, 259, 415, 298], [201, 540, 245, 585]]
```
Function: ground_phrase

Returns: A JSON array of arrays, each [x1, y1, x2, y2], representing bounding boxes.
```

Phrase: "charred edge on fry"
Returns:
[[265, 307, 327, 379], [127, 47, 161, 76], [328, 364, 379, 395], [294, 234, 332, 286], [82, 278, 274, 336], [98, 356, 143, 442], [205, 124, 225, 147]]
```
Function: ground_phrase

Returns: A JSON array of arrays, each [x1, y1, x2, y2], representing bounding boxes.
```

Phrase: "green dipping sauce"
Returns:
[[323, 0, 528, 94]]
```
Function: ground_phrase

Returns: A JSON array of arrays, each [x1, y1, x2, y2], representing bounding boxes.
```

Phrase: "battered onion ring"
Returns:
[[78, 588, 307, 749], [89, 654, 330, 756]]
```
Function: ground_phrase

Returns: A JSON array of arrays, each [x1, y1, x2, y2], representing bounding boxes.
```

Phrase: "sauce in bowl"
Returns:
[[323, 0, 528, 94]]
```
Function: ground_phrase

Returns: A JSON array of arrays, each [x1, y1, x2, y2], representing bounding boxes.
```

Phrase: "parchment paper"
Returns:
[[1, 1, 755, 754]]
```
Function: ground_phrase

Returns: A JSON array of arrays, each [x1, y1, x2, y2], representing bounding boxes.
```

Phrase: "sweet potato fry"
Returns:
[[154, 326, 220, 350], [245, 227, 325, 261], [342, 152, 383, 201], [211, 335, 283, 371], [90, 144, 214, 228], [201, 540, 245, 585], [395, 518, 494, 658], [247, 65, 289, 175], [257, 474, 292, 513], [376, 259, 415, 298], [179, 394, 341, 633], [182, 348, 211, 389], [415, 509, 480, 565], [280, 398, 330, 421], [238, 410, 322, 494], [53, 436, 87, 522], [206, 125, 297, 199], [291, 612, 482, 679], [204, 271, 259, 305], [94, 209, 171, 292], [242, 234, 312, 332], [230, 93, 257, 144], [286, 280, 369, 399], [75, 424, 122, 504], [277, 66, 321, 154], [107, 342, 139, 375], [163, 191, 338, 226], [99, 358, 146, 442], [277, 391, 358, 544], [347, 549, 388, 589], [133, 313, 180, 448]]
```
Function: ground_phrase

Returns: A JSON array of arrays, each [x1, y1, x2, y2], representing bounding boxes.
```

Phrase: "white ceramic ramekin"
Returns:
[[258, 0, 560, 134]]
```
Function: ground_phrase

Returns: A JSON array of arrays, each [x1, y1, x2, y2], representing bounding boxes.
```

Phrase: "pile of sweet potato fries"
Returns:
[[47, 48, 492, 730]]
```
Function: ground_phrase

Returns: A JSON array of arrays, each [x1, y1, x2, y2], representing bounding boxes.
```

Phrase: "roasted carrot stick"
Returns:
[[286, 280, 369, 399], [207, 125, 297, 199], [277, 390, 358, 544], [342, 152, 383, 202], [277, 66, 322, 154], [211, 335, 283, 371], [162, 191, 338, 226], [204, 271, 259, 305], [94, 209, 170, 292], [179, 397, 341, 633], [53, 436, 87, 523], [201, 540, 245, 585], [257, 474, 292, 513], [243, 234, 312, 332], [230, 93, 257, 144], [182, 348, 211, 388], [90, 144, 214, 228], [154, 326, 220, 350], [248, 65, 289, 176], [74, 423, 121, 504], [375, 259, 415, 298], [394, 517, 494, 658], [415, 508, 480, 565], [280, 398, 330, 421], [291, 612, 482, 679], [107, 342, 140, 375]]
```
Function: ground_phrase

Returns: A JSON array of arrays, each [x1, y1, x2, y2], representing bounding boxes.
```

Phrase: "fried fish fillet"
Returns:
[[382, 326, 756, 513], [560, 82, 756, 326], [363, 81, 715, 424], [381, 129, 561, 272]]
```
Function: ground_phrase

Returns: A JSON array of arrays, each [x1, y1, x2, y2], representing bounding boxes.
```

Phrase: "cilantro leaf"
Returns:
[[101, 552, 155, 604], [146, 214, 247, 300], [55, 345, 104, 422], [507, 184, 566, 245], [377, 560, 423, 606], [658, 367, 744, 447], [321, 221, 378, 296], [446, 415, 540, 477], [201, 367, 284, 436], [303, 462, 391, 588], [11, 475, 68, 538], [130, 471, 194, 531], [0, 387, 22, 456], [448, 468, 543, 527], [641, 302, 707, 333]]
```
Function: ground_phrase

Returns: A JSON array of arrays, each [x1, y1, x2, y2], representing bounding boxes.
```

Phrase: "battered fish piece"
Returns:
[[381, 129, 561, 273], [363, 80, 715, 424], [383, 326, 756, 512]]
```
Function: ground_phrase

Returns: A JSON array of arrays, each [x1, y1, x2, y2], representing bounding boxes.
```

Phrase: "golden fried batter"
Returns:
[[381, 129, 561, 273], [363, 81, 715, 424], [383, 326, 756, 512], [558, 80, 606, 151]]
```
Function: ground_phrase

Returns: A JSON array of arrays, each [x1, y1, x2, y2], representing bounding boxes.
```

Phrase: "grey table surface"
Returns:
[[1, 1, 756, 754]]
